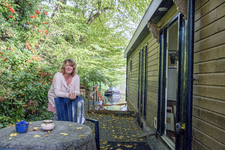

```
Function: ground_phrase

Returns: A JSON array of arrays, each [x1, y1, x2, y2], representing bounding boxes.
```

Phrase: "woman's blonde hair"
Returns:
[[60, 59, 77, 76]]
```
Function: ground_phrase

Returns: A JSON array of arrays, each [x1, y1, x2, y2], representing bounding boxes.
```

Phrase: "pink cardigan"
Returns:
[[48, 72, 80, 112]]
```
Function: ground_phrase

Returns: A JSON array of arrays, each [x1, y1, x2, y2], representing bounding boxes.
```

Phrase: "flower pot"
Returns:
[[15, 120, 29, 133], [41, 120, 55, 131]]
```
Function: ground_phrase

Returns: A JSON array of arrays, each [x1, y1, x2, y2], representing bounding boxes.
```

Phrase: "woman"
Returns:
[[48, 59, 80, 120]]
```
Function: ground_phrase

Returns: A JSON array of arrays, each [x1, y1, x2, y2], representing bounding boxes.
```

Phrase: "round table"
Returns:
[[0, 121, 96, 150]]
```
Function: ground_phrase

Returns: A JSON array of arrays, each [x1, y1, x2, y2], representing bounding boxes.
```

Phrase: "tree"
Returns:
[[38, 0, 151, 85], [0, 0, 150, 127]]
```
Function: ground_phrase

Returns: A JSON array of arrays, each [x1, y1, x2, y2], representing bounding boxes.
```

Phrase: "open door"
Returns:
[[164, 19, 178, 145], [157, 13, 186, 150]]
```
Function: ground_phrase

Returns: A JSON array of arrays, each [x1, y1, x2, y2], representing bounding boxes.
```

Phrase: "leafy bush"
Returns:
[[0, 63, 55, 128], [0, 0, 54, 128]]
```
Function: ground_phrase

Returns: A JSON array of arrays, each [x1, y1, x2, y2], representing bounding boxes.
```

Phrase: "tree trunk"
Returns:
[[51, 0, 66, 19]]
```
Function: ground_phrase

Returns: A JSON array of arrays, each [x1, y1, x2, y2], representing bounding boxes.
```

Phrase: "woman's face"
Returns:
[[65, 62, 73, 74]]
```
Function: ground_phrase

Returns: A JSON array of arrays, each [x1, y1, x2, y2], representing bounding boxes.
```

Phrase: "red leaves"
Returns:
[[4, 3, 15, 13], [36, 10, 40, 15], [8, 7, 15, 14], [27, 58, 32, 63], [38, 72, 50, 77], [31, 56, 40, 62], [2, 3, 50, 66], [44, 30, 48, 35], [26, 43, 31, 50]]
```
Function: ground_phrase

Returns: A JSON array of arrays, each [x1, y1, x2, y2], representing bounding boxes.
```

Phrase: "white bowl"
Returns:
[[41, 120, 55, 131]]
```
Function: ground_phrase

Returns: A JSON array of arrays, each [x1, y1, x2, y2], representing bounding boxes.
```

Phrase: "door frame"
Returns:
[[138, 45, 148, 122], [157, 13, 187, 149]]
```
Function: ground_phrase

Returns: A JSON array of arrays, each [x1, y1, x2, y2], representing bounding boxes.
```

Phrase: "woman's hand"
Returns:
[[68, 92, 76, 100]]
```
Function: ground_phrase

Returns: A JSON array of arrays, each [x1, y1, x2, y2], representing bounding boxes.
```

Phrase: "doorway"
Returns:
[[157, 13, 186, 150], [164, 19, 178, 145]]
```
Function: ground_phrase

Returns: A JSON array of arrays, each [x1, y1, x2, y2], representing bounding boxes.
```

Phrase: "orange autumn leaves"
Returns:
[[26, 55, 40, 63], [25, 8, 48, 52], [24, 10, 49, 63], [30, 15, 37, 19], [1, 46, 15, 61], [1, 3, 48, 63], [37, 68, 52, 85], [25, 29, 49, 52], [26, 22, 48, 52], [27, 9, 47, 24], [39, 29, 48, 35], [36, 9, 40, 15], [4, 3, 16, 19]]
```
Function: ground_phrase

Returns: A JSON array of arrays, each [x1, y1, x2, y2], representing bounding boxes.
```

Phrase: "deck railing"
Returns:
[[87, 85, 135, 115], [87, 84, 100, 112]]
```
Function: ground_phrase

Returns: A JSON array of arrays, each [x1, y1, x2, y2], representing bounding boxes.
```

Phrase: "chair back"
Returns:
[[54, 97, 85, 124]]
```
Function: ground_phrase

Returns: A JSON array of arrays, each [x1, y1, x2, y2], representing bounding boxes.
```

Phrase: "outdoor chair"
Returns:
[[54, 97, 100, 150]]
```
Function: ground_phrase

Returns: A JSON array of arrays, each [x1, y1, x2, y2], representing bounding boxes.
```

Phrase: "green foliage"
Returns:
[[0, 0, 150, 128], [0, 63, 54, 128], [0, 0, 54, 128]]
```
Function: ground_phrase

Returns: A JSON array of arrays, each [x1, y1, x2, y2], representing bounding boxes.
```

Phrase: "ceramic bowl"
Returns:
[[41, 120, 55, 131], [15, 120, 29, 133]]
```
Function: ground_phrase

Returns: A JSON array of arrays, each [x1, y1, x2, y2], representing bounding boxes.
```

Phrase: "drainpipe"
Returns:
[[126, 58, 128, 101], [186, 0, 195, 149]]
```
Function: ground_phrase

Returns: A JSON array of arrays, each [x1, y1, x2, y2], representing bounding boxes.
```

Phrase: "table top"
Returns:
[[0, 121, 96, 150]]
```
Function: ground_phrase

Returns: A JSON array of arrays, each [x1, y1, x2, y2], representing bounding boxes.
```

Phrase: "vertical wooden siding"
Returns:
[[146, 37, 159, 127], [127, 35, 150, 112], [127, 47, 139, 110], [127, 33, 160, 128], [193, 0, 225, 149], [127, 4, 179, 129]]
